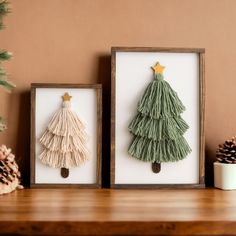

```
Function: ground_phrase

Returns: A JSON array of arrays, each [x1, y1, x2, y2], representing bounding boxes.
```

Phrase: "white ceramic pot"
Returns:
[[214, 162, 236, 190]]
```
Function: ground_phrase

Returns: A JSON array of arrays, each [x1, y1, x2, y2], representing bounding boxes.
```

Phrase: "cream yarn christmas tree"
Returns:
[[39, 92, 89, 178]]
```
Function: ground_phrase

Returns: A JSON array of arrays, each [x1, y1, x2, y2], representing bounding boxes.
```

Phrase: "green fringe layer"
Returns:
[[128, 135, 191, 163], [128, 113, 189, 141], [138, 78, 185, 118]]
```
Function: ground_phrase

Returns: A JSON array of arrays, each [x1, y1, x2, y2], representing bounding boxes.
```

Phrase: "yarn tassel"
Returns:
[[137, 74, 186, 119], [129, 113, 189, 141], [128, 62, 191, 172], [128, 136, 191, 163], [39, 93, 89, 177]]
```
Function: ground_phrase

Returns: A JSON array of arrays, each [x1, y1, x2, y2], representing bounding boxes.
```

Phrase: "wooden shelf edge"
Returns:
[[1, 221, 236, 236]]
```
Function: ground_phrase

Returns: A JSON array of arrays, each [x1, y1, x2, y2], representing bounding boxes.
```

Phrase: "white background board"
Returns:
[[35, 88, 97, 184], [115, 52, 200, 184]]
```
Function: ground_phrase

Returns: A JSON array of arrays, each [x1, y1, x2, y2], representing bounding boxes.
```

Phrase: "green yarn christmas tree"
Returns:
[[128, 62, 191, 173]]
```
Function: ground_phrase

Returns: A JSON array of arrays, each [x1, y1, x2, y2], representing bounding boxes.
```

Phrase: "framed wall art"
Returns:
[[31, 83, 102, 188], [111, 47, 205, 188]]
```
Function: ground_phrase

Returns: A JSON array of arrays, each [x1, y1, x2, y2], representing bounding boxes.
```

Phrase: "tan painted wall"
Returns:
[[0, 0, 234, 185]]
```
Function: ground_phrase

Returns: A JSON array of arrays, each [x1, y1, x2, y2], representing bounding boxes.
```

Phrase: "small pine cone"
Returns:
[[216, 136, 236, 163], [0, 145, 22, 194]]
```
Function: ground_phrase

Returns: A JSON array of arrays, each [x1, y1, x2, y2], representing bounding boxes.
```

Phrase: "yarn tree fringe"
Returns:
[[39, 93, 89, 178], [39, 149, 88, 169], [129, 113, 189, 141], [128, 63, 191, 173], [137, 74, 185, 119], [45, 108, 88, 138]]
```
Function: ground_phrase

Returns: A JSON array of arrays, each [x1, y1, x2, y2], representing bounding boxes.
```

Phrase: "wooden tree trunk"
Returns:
[[61, 168, 69, 178], [152, 162, 161, 173]]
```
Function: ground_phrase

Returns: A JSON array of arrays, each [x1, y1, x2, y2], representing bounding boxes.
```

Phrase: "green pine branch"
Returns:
[[0, 68, 15, 91], [0, 1, 10, 16], [0, 0, 10, 30], [0, 1, 13, 133], [0, 116, 6, 132], [0, 50, 11, 61], [0, 21, 3, 30], [0, 78, 15, 91]]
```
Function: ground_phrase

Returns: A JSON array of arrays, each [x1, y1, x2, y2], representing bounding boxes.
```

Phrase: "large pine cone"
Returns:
[[0, 145, 22, 194], [216, 136, 236, 164]]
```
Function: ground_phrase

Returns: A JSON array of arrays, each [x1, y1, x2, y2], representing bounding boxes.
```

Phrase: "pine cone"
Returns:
[[216, 136, 236, 164], [0, 145, 22, 194]]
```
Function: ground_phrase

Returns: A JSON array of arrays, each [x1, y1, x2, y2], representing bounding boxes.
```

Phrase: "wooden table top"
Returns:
[[0, 188, 236, 235]]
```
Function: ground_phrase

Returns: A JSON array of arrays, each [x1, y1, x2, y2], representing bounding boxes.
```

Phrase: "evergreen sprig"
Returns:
[[0, 116, 6, 132], [0, 68, 15, 91], [0, 1, 10, 29], [0, 1, 10, 16], [0, 0, 13, 132], [0, 1, 14, 93], [0, 21, 3, 30], [0, 50, 11, 61], [0, 78, 15, 91]]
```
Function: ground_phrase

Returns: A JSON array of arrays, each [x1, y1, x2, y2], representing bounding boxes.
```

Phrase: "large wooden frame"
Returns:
[[111, 47, 205, 188], [31, 83, 102, 188]]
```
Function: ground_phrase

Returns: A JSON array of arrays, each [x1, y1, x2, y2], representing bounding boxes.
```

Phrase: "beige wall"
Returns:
[[0, 0, 235, 185]]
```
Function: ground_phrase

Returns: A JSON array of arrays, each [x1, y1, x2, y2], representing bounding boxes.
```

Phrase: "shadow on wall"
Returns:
[[205, 144, 215, 187], [97, 54, 111, 188], [16, 91, 31, 187]]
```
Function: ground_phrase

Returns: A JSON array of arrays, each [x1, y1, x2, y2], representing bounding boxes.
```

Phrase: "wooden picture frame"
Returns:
[[31, 83, 102, 188], [111, 47, 205, 188]]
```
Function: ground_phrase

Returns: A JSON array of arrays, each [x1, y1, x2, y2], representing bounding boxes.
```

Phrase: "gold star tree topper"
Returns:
[[62, 92, 72, 101], [152, 62, 165, 74]]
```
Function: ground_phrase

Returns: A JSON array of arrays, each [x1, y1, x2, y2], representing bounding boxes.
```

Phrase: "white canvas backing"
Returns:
[[115, 52, 200, 184], [35, 88, 97, 184]]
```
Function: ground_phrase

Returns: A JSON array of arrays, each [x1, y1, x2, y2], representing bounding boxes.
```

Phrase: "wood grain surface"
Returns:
[[0, 188, 236, 235]]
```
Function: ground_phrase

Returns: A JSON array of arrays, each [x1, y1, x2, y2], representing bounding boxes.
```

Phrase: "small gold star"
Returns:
[[151, 62, 165, 74], [62, 92, 72, 101]]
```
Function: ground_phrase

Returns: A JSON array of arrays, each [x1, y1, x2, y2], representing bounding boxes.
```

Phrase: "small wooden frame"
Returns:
[[31, 83, 102, 188], [111, 47, 205, 188]]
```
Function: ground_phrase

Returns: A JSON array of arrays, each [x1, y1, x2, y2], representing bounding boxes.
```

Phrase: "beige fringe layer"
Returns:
[[39, 102, 90, 169], [46, 107, 88, 138], [39, 149, 89, 168]]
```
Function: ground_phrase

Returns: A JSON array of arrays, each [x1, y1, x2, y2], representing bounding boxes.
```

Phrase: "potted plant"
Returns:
[[214, 136, 236, 190]]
